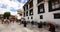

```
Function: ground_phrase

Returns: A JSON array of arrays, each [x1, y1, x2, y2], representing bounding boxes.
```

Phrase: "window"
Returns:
[[28, 17, 29, 19], [40, 15, 43, 19], [49, 0, 60, 12], [29, 0, 33, 8], [29, 9, 33, 15], [38, 4, 45, 14], [24, 12, 25, 17], [23, 7, 25, 11], [31, 17, 33, 19], [54, 13, 60, 19], [26, 11, 28, 16], [26, 5, 28, 10], [37, 0, 43, 3]]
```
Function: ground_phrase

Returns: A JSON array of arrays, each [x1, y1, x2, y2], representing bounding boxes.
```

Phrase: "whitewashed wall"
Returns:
[[23, 0, 60, 25]]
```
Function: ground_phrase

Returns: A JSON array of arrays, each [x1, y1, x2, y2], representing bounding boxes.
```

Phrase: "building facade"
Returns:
[[17, 10, 23, 19], [23, 0, 60, 25], [0, 14, 3, 20]]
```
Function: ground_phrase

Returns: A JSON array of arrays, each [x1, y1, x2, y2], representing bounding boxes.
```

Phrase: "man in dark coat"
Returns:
[[23, 20, 27, 27]]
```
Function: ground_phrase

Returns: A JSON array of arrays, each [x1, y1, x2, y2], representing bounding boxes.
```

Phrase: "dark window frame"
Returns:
[[29, 9, 33, 16], [29, 0, 33, 8], [54, 13, 60, 19], [26, 11, 28, 16], [31, 17, 33, 19], [40, 15, 43, 19], [23, 7, 25, 11], [38, 4, 45, 14], [49, 0, 60, 12], [28, 17, 29, 19], [24, 12, 25, 17], [26, 5, 28, 10]]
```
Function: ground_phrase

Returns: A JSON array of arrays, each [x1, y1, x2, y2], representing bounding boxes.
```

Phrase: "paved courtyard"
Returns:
[[0, 22, 59, 32]]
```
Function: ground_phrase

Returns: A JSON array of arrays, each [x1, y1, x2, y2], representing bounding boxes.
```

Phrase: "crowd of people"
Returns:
[[1, 18, 57, 32], [1, 19, 15, 24], [19, 20, 56, 32]]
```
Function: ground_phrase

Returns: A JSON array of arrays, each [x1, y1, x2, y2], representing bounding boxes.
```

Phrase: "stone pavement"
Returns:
[[0, 23, 9, 32], [0, 22, 59, 32]]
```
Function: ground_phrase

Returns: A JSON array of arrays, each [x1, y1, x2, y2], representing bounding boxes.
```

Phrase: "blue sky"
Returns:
[[1, 4, 7, 9], [0, 0, 28, 15]]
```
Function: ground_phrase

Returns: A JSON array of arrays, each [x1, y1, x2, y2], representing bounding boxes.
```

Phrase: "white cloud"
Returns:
[[21, 0, 24, 2], [0, 0, 27, 19], [0, 0, 24, 9], [0, 0, 25, 15], [0, 8, 17, 15]]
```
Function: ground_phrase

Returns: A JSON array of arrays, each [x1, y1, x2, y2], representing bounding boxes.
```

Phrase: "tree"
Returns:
[[4, 12, 11, 19]]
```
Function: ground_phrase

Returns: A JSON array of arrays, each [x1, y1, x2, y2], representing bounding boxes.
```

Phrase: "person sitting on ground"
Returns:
[[38, 21, 43, 28], [48, 22, 56, 32]]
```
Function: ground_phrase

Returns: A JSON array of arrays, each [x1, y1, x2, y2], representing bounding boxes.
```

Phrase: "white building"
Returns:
[[23, 0, 60, 25]]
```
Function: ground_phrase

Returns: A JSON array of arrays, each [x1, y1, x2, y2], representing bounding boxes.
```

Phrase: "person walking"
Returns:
[[19, 19, 22, 24], [13, 19, 15, 23], [23, 20, 27, 27], [6, 19, 10, 24], [2, 20, 4, 24]]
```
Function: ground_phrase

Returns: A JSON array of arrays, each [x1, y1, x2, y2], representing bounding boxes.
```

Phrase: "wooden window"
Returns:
[[38, 4, 45, 14], [29, 0, 33, 8], [29, 9, 33, 15], [49, 0, 60, 12]]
